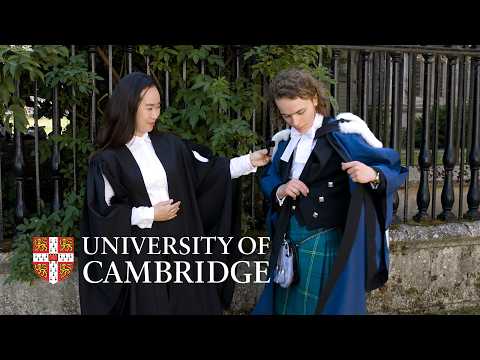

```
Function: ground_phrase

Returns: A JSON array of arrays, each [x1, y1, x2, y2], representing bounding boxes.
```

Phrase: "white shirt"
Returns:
[[277, 114, 323, 206], [102, 132, 257, 229]]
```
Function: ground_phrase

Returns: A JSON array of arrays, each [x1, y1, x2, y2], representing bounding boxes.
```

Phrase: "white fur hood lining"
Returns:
[[270, 112, 383, 159]]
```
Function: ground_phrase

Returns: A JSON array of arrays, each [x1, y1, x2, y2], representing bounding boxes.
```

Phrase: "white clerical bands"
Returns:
[[280, 113, 323, 164]]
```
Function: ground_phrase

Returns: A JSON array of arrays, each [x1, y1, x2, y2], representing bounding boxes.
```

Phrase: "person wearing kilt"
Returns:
[[253, 68, 408, 315]]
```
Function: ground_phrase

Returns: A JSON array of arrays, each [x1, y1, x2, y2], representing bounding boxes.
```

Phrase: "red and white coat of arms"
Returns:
[[32, 237, 75, 284]]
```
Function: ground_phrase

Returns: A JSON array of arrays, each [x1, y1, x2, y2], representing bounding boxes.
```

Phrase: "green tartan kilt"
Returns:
[[274, 216, 342, 315]]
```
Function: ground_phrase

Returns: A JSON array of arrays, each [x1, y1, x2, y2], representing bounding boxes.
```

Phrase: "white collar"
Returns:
[[290, 113, 324, 139], [126, 132, 152, 148], [280, 113, 323, 163]]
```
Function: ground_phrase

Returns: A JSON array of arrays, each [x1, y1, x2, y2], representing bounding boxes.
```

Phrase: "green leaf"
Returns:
[[0, 85, 10, 104], [191, 81, 205, 90], [5, 77, 15, 93]]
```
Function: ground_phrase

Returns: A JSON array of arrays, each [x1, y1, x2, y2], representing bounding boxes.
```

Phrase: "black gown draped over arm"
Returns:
[[79, 133, 243, 315], [181, 139, 243, 309], [78, 151, 134, 315]]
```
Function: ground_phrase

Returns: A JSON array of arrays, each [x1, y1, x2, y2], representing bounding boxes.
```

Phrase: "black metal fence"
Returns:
[[327, 45, 480, 224], [1, 45, 480, 252]]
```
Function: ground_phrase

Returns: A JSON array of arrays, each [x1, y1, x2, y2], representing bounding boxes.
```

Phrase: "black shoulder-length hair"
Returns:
[[95, 72, 158, 151]]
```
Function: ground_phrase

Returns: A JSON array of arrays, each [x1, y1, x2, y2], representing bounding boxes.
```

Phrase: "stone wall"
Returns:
[[367, 222, 480, 314]]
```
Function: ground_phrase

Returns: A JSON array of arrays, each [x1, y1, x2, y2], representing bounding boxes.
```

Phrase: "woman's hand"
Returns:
[[277, 179, 310, 200], [153, 199, 181, 221], [341, 161, 377, 183], [249, 149, 271, 167]]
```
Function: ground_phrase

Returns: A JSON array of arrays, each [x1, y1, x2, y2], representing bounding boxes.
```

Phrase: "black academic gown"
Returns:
[[78, 131, 240, 315]]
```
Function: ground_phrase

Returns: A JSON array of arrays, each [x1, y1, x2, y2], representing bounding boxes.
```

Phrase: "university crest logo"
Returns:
[[32, 237, 75, 284]]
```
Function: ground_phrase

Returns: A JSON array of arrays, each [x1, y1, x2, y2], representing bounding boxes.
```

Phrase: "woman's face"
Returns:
[[135, 86, 161, 136], [275, 96, 318, 134]]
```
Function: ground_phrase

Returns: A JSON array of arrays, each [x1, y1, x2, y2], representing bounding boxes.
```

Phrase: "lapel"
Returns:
[[149, 132, 177, 196], [298, 137, 333, 182], [277, 140, 293, 182], [279, 152, 293, 182], [118, 144, 153, 206]]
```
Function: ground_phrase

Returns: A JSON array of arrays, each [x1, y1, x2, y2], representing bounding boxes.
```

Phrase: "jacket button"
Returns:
[[319, 196, 325, 203], [313, 211, 318, 218], [328, 181, 334, 188]]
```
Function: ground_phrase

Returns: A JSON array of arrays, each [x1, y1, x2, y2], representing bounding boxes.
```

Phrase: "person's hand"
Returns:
[[153, 199, 181, 221], [341, 161, 377, 183], [277, 179, 310, 200], [249, 149, 271, 167]]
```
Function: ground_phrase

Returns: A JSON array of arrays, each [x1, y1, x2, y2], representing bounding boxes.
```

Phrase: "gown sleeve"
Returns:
[[182, 140, 235, 235], [334, 132, 408, 291], [181, 140, 242, 309], [78, 151, 133, 315]]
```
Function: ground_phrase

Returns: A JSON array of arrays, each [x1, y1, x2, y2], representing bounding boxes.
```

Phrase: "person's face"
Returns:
[[135, 86, 161, 136], [275, 96, 318, 134]]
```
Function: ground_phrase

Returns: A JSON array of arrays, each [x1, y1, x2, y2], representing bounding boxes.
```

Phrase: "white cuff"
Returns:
[[230, 153, 257, 179], [276, 188, 286, 207], [131, 206, 155, 229]]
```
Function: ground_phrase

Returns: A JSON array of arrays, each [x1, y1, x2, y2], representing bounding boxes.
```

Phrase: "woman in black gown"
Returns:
[[79, 72, 270, 315]]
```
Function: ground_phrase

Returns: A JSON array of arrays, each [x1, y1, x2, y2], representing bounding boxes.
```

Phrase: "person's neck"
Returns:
[[135, 131, 146, 138]]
